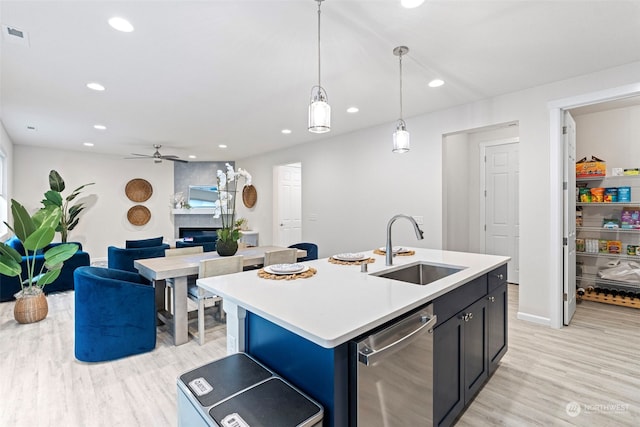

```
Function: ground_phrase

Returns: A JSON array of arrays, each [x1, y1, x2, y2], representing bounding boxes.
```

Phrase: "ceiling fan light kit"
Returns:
[[127, 144, 188, 163]]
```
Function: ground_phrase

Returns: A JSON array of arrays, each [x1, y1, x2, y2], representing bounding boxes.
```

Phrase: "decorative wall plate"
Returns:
[[125, 178, 153, 202], [127, 205, 151, 226], [242, 184, 257, 208]]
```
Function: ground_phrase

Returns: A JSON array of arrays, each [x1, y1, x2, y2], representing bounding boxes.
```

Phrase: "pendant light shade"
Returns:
[[308, 0, 331, 133], [392, 46, 410, 153], [309, 86, 331, 133], [393, 120, 410, 153]]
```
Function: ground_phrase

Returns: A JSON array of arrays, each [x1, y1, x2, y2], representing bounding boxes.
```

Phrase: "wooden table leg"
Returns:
[[172, 276, 189, 346]]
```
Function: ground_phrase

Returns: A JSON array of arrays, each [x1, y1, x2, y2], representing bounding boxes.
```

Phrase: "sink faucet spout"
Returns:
[[386, 214, 424, 266]]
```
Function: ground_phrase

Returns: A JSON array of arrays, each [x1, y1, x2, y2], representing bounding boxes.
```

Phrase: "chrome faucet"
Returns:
[[386, 214, 424, 265]]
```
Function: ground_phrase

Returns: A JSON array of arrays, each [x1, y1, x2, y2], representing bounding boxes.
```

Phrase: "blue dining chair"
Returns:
[[288, 242, 318, 262]]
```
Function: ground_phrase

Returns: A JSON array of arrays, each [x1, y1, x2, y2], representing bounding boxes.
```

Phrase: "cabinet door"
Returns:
[[463, 297, 488, 405], [488, 283, 508, 374], [433, 316, 464, 427]]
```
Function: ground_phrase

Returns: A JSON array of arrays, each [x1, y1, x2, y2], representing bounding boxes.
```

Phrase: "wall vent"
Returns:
[[2, 25, 30, 46]]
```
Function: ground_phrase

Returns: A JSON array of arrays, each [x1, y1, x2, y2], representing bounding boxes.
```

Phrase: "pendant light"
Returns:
[[392, 46, 410, 153], [308, 0, 331, 133]]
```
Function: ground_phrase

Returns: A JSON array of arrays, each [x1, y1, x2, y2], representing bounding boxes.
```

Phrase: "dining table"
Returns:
[[134, 245, 307, 345]]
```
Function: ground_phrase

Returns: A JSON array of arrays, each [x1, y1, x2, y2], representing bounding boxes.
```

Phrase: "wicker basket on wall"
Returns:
[[127, 205, 151, 226]]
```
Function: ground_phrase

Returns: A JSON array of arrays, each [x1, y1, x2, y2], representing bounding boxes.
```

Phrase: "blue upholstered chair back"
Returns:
[[288, 242, 318, 262], [74, 266, 156, 362], [107, 244, 169, 273], [176, 234, 218, 252]]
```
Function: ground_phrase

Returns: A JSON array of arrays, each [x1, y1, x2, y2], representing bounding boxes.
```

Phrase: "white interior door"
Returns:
[[273, 163, 302, 247], [484, 142, 519, 283], [563, 111, 577, 325]]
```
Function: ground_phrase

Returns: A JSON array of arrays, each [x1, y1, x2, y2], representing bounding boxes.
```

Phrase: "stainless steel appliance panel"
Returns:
[[353, 305, 436, 426]]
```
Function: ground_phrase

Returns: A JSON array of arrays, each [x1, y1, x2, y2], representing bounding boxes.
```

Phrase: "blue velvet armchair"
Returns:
[[107, 244, 169, 274], [74, 266, 156, 362], [0, 236, 91, 302]]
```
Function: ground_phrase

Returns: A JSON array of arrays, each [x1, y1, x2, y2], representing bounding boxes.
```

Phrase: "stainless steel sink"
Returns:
[[371, 261, 465, 285]]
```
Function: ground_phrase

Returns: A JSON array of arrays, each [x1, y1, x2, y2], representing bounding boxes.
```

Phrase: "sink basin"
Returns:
[[371, 261, 465, 285]]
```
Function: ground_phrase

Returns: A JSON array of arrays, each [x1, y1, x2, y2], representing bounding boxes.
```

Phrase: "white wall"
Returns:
[[574, 105, 640, 172], [13, 146, 175, 260], [238, 60, 640, 325]]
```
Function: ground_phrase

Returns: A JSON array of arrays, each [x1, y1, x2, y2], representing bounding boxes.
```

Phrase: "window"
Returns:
[[0, 150, 7, 237]]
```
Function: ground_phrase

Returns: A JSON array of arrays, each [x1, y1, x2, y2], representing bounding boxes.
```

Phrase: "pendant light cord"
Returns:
[[399, 52, 404, 121], [317, 0, 322, 89]]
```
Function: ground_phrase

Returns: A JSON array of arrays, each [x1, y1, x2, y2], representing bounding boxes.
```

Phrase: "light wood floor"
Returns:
[[0, 285, 638, 426]]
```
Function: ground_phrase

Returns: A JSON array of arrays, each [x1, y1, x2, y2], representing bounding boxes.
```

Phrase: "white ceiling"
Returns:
[[2, 0, 640, 161]]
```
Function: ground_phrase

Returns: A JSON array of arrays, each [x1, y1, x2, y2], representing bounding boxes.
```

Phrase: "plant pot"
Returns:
[[14, 290, 48, 324], [216, 240, 239, 257]]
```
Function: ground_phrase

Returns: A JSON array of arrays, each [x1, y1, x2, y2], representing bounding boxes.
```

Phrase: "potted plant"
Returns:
[[213, 164, 251, 256], [0, 200, 79, 323], [41, 170, 94, 243], [235, 217, 248, 231]]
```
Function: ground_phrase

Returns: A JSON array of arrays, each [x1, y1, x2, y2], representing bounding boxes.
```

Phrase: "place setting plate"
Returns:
[[377, 246, 410, 254], [264, 263, 309, 275], [373, 246, 415, 256], [333, 252, 367, 262]]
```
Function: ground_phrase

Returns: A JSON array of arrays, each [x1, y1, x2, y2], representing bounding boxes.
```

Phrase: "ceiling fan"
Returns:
[[127, 144, 188, 163]]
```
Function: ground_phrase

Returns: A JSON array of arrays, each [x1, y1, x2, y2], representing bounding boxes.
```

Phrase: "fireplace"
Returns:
[[178, 227, 221, 239]]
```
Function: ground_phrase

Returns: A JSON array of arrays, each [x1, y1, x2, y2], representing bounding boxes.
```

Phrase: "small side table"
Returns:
[[239, 230, 259, 247]]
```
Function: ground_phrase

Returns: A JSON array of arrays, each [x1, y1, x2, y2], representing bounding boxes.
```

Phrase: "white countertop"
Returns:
[[197, 248, 509, 348]]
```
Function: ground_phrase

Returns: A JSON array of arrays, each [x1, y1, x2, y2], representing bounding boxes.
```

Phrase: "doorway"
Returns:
[[273, 162, 302, 247], [481, 139, 520, 283], [550, 82, 640, 328], [442, 123, 520, 283]]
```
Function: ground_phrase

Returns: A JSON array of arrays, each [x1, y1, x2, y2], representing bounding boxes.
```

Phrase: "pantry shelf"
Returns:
[[576, 202, 640, 207], [576, 251, 640, 261], [576, 273, 640, 290], [577, 226, 640, 233]]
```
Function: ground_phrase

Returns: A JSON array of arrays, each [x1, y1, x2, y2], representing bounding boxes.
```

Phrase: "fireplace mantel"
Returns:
[[171, 208, 215, 215]]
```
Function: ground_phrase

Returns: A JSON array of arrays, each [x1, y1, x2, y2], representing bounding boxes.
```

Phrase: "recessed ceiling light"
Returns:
[[108, 17, 134, 33], [86, 82, 105, 91], [347, 107, 359, 113], [281, 129, 292, 135], [83, 142, 94, 147], [188, 155, 197, 159], [93, 124, 106, 130], [428, 79, 445, 88], [218, 144, 227, 149], [401, 0, 425, 8]]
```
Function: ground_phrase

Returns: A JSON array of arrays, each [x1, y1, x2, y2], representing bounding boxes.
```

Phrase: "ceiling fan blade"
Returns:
[[165, 157, 189, 163], [160, 154, 179, 159], [129, 153, 152, 157]]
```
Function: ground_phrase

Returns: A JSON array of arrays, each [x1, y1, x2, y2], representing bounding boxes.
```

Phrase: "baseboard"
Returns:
[[516, 311, 551, 326]]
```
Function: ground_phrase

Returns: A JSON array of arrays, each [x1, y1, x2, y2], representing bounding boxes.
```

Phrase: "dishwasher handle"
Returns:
[[358, 313, 437, 366]]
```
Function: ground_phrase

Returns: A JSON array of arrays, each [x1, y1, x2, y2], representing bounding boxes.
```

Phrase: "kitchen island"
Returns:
[[197, 248, 509, 426]]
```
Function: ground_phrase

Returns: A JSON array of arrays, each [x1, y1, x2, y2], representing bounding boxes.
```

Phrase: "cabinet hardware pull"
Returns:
[[488, 296, 496, 302], [496, 273, 504, 280], [469, 312, 473, 319]]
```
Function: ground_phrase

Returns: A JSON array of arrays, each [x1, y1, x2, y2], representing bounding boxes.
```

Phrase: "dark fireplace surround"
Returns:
[[178, 227, 221, 239]]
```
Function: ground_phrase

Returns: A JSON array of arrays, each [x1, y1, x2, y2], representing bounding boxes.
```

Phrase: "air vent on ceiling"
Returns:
[[2, 25, 30, 46]]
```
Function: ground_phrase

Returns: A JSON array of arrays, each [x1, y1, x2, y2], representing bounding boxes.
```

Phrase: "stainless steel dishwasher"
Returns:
[[351, 304, 437, 426]]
